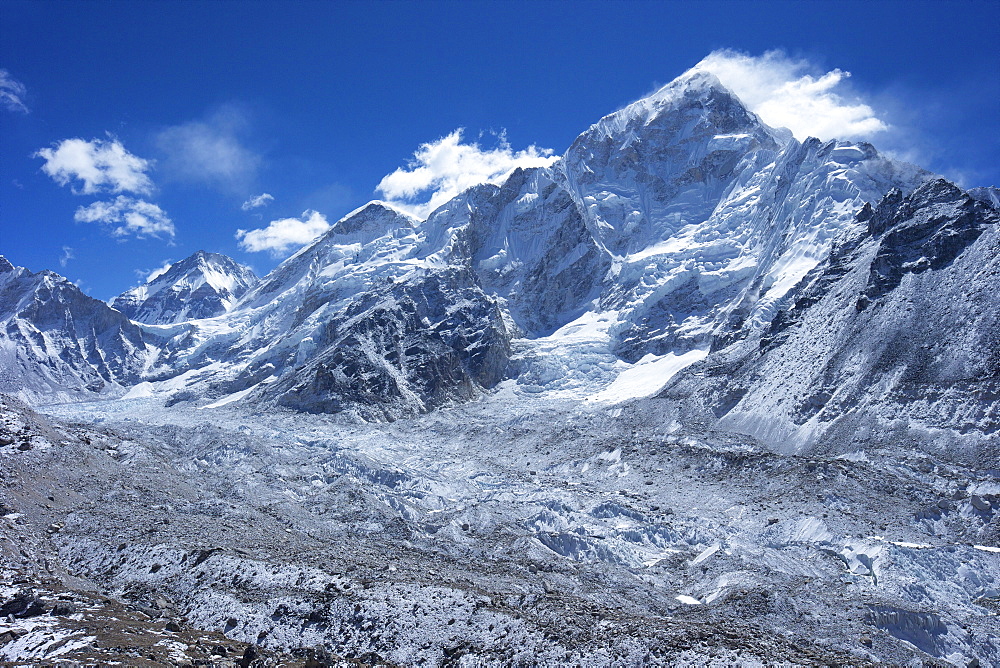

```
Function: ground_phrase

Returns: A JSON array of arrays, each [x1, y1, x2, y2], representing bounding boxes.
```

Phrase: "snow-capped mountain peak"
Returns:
[[329, 200, 419, 240], [580, 68, 785, 148], [0, 257, 150, 403], [111, 250, 258, 324]]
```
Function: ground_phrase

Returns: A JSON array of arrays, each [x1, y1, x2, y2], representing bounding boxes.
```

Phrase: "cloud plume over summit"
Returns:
[[692, 49, 888, 141]]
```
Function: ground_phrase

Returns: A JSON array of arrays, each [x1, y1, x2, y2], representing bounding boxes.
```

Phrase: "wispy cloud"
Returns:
[[59, 246, 74, 268], [35, 137, 154, 195], [0, 69, 29, 114], [241, 192, 274, 210], [74, 196, 175, 240], [145, 260, 174, 282], [692, 49, 888, 141], [376, 129, 557, 219], [236, 209, 330, 256], [156, 105, 261, 192]]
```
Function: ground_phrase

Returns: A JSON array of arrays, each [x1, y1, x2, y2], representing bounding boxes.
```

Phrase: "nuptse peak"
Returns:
[[1, 67, 996, 455]]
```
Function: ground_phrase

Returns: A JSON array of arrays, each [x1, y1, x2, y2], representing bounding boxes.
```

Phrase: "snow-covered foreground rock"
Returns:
[[0, 392, 994, 666]]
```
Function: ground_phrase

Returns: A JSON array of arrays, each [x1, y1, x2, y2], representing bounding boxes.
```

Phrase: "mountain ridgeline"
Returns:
[[2, 70, 997, 453]]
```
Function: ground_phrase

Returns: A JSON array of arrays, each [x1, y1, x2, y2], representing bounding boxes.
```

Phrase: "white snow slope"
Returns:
[[111, 250, 258, 325]]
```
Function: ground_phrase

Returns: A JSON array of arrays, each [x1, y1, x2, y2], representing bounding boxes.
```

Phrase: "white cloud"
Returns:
[[236, 209, 330, 256], [0, 69, 29, 113], [691, 49, 888, 141], [35, 137, 154, 195], [376, 129, 557, 219], [156, 106, 261, 192], [146, 260, 174, 282], [241, 192, 274, 210], [74, 196, 175, 239], [59, 246, 74, 268]]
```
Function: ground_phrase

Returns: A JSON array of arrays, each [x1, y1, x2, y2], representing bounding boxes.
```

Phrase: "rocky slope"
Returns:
[[137, 203, 514, 420], [663, 178, 1000, 460]]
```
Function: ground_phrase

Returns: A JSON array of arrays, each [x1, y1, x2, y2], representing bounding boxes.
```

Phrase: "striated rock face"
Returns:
[[111, 251, 258, 324], [664, 179, 1000, 455], [266, 268, 511, 419], [0, 257, 150, 403]]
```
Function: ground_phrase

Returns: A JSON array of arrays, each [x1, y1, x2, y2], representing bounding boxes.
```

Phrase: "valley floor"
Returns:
[[1, 391, 998, 666]]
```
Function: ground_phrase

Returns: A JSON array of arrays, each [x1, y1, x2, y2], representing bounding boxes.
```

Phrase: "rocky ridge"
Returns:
[[0, 257, 151, 404], [663, 178, 1000, 458]]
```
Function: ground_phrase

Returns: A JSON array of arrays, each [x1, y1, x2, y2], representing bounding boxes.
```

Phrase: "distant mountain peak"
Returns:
[[111, 250, 258, 324]]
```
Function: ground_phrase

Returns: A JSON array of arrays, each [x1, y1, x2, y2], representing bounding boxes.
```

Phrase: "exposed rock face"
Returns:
[[111, 251, 258, 324], [663, 179, 1000, 455], [969, 185, 1000, 208], [443, 173, 612, 337], [0, 257, 149, 403], [265, 268, 511, 419]]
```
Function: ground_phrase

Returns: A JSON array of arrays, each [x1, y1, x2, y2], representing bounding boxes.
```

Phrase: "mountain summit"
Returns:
[[111, 251, 258, 324]]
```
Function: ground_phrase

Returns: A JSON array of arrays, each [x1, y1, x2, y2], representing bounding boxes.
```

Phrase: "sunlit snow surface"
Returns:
[[588, 349, 708, 404], [6, 68, 999, 666]]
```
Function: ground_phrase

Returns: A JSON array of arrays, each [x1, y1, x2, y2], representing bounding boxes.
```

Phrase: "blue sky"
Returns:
[[2, 0, 998, 300]]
